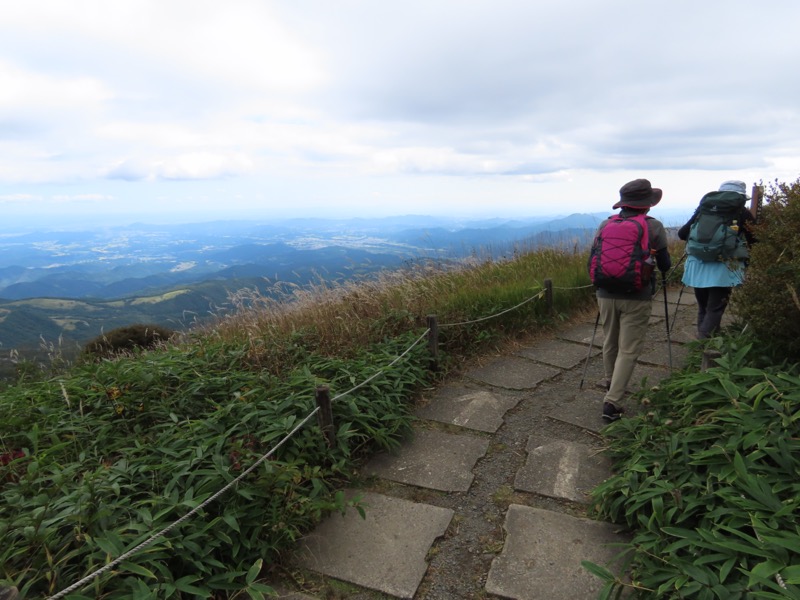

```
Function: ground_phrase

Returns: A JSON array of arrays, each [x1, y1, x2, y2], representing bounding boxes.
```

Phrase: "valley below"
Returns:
[[0, 213, 601, 370]]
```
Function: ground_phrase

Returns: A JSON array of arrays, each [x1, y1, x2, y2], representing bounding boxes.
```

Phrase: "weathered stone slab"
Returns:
[[557, 322, 604, 347], [667, 287, 696, 305], [295, 491, 453, 599], [514, 436, 612, 504], [670, 325, 697, 345], [638, 342, 688, 369], [486, 505, 628, 600], [416, 386, 521, 433], [270, 587, 318, 600], [650, 297, 671, 317], [466, 357, 559, 390], [364, 428, 489, 492], [628, 364, 671, 391], [516, 339, 599, 370], [547, 389, 607, 434]]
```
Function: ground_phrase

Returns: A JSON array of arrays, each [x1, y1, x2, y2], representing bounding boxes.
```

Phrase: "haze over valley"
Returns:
[[0, 213, 614, 362]]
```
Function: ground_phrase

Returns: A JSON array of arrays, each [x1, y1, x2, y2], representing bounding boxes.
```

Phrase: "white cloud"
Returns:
[[0, 0, 799, 222], [51, 194, 113, 203], [0, 59, 113, 111], [0, 194, 39, 203], [105, 152, 253, 181]]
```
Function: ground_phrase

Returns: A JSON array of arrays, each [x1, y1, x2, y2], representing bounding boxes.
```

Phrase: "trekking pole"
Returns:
[[662, 271, 673, 371], [655, 252, 687, 294], [667, 252, 687, 281], [662, 252, 688, 334], [579, 312, 601, 390], [670, 284, 686, 334]]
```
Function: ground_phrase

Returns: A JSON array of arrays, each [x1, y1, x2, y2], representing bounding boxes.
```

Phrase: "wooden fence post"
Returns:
[[427, 314, 439, 371], [544, 279, 554, 315], [315, 386, 335, 447], [749, 184, 764, 220]]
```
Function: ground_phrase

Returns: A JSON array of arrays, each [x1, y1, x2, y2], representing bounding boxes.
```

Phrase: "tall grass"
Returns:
[[0, 246, 593, 599], [200, 246, 594, 375]]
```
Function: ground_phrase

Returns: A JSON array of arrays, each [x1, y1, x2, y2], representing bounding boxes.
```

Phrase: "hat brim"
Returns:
[[613, 188, 662, 210]]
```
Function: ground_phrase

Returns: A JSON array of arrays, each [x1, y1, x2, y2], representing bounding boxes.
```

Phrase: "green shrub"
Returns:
[[589, 337, 800, 598], [0, 333, 427, 598], [732, 177, 800, 362], [83, 324, 176, 360]]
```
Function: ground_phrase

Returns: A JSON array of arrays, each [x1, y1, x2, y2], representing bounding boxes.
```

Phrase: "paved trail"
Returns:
[[272, 289, 700, 600]]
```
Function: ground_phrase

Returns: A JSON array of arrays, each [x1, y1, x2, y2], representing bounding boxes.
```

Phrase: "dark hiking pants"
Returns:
[[694, 286, 732, 339]]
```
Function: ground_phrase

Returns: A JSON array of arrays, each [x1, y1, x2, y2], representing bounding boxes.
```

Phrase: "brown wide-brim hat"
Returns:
[[613, 178, 663, 209]]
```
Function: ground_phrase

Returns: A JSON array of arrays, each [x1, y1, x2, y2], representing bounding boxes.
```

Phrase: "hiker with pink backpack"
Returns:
[[588, 179, 672, 421]]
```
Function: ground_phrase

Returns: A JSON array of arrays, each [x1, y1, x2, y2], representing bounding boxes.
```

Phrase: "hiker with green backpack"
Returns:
[[678, 180, 756, 339]]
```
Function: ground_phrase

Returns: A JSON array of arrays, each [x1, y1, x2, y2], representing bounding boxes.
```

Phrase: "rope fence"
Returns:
[[45, 276, 591, 599], [47, 410, 322, 600]]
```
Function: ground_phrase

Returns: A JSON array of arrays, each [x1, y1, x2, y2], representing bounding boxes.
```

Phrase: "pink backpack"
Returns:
[[588, 213, 653, 293]]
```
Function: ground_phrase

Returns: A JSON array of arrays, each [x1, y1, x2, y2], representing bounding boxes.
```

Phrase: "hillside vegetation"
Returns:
[[0, 246, 593, 598]]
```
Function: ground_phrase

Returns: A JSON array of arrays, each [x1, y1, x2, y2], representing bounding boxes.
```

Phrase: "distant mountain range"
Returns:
[[0, 213, 606, 360]]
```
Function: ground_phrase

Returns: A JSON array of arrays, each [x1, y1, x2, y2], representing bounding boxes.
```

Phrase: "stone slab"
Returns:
[[672, 300, 699, 319], [466, 356, 559, 390], [670, 325, 697, 345], [628, 364, 670, 392], [650, 299, 671, 319], [651, 305, 699, 343], [652, 298, 737, 343], [638, 342, 689, 369], [416, 385, 522, 433], [557, 322, 604, 347], [653, 304, 690, 322], [485, 505, 628, 600], [666, 287, 696, 305], [295, 491, 453, 599], [514, 436, 612, 504], [271, 588, 318, 600], [363, 428, 489, 492], [546, 389, 607, 434], [516, 339, 599, 370]]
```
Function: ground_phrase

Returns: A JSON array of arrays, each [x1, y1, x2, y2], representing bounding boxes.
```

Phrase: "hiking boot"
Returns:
[[595, 378, 611, 392], [0, 587, 20, 600], [602, 402, 624, 422]]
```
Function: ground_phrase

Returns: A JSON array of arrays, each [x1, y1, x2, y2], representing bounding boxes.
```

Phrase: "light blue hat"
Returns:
[[719, 180, 747, 195]]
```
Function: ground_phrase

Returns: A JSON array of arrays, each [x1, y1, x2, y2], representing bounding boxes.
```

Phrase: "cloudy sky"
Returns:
[[1, 0, 798, 226]]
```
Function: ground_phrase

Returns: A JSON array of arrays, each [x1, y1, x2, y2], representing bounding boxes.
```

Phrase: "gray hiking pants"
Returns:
[[597, 296, 652, 406]]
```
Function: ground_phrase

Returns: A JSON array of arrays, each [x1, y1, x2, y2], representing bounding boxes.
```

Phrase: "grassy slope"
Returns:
[[0, 248, 594, 599]]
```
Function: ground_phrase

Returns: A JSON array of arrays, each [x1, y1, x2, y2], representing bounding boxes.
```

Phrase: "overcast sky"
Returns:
[[1, 0, 798, 226]]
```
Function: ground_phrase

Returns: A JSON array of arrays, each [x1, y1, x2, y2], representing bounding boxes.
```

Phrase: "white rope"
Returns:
[[552, 283, 595, 290], [331, 329, 429, 402], [48, 329, 431, 599], [49, 278, 588, 596], [47, 408, 320, 600], [440, 290, 546, 328]]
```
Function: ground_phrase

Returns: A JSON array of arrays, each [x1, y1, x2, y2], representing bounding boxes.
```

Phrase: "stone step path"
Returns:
[[275, 289, 702, 599]]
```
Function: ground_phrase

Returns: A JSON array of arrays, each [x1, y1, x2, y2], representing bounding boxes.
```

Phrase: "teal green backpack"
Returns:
[[686, 191, 749, 262]]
